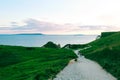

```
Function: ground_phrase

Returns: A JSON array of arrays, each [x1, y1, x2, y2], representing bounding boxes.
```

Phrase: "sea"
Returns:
[[0, 35, 97, 47]]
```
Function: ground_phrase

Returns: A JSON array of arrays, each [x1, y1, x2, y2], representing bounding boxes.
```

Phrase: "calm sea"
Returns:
[[0, 35, 97, 47]]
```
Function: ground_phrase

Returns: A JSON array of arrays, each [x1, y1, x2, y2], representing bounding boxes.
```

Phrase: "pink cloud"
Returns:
[[0, 18, 120, 34]]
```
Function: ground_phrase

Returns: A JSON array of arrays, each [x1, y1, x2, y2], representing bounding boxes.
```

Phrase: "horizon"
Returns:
[[0, 0, 120, 35], [0, 32, 98, 35]]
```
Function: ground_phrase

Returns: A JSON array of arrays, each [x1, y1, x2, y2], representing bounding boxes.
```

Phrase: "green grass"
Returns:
[[63, 44, 88, 49], [81, 32, 120, 80], [0, 45, 77, 80], [100, 32, 119, 38]]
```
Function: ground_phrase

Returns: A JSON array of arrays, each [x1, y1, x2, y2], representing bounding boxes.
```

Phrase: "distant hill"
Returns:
[[17, 33, 44, 35]]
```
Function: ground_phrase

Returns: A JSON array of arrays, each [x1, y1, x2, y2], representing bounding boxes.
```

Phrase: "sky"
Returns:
[[0, 0, 120, 35]]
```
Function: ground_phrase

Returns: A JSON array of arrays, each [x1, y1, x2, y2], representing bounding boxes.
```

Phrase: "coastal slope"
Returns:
[[81, 32, 120, 80]]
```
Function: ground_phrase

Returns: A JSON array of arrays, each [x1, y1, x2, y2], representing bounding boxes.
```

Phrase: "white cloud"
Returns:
[[0, 19, 78, 34], [0, 19, 120, 35]]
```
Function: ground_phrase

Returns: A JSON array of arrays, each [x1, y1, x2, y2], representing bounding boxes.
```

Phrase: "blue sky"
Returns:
[[0, 0, 120, 34]]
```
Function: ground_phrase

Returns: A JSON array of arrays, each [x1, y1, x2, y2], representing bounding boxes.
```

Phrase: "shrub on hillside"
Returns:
[[43, 41, 60, 48]]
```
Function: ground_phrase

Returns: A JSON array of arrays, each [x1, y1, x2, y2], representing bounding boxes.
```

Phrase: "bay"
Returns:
[[0, 35, 97, 47]]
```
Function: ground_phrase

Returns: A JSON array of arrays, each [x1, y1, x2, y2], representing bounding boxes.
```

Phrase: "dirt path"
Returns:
[[53, 50, 117, 80]]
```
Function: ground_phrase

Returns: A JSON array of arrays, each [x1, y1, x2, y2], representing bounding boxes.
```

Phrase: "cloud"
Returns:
[[78, 25, 120, 31], [0, 18, 120, 34], [78, 26, 109, 30], [0, 19, 78, 34], [0, 27, 10, 30], [66, 25, 120, 35]]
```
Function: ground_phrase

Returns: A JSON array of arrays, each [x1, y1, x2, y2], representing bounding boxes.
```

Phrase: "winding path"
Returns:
[[53, 50, 117, 80]]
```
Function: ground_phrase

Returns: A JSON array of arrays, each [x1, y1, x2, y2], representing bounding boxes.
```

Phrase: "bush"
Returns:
[[43, 41, 60, 48]]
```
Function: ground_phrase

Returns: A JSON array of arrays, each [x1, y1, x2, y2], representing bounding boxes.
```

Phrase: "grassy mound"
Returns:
[[81, 32, 120, 80], [0, 45, 77, 80], [43, 41, 60, 48]]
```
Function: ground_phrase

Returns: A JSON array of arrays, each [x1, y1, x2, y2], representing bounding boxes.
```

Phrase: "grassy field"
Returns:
[[81, 32, 120, 80], [0, 45, 77, 80]]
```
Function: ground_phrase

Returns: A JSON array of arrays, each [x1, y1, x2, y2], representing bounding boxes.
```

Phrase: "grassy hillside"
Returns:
[[101, 32, 119, 38], [81, 32, 120, 80], [63, 44, 88, 49], [0, 45, 77, 80]]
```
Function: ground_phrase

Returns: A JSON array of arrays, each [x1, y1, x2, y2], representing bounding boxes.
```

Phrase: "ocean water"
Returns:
[[0, 35, 97, 47]]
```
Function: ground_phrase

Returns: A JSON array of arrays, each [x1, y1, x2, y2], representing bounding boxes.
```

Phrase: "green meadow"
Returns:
[[0, 45, 77, 80]]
